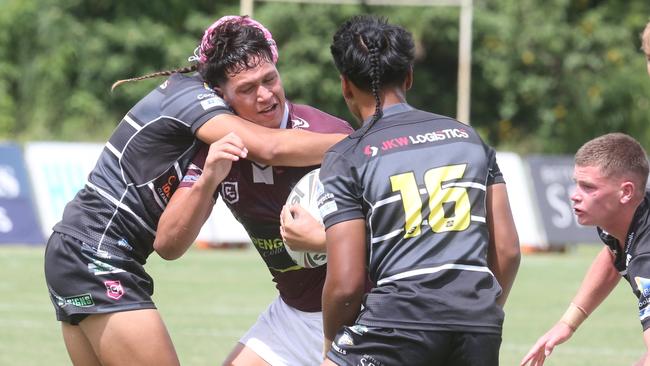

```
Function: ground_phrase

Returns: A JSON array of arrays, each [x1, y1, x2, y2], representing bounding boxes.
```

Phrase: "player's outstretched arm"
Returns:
[[322, 219, 366, 356], [197, 114, 347, 167], [520, 247, 620, 366], [154, 133, 247, 260], [486, 183, 520, 306]]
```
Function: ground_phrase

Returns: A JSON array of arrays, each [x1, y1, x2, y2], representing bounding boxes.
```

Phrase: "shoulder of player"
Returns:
[[289, 102, 353, 133]]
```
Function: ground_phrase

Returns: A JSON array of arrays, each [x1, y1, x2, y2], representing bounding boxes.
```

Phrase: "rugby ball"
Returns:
[[284, 168, 327, 269]]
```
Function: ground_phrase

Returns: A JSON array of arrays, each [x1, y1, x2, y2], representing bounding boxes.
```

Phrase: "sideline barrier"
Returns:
[[23, 142, 250, 246], [496, 152, 547, 249], [25, 142, 104, 239], [16, 142, 599, 250], [527, 155, 599, 245], [0, 143, 44, 245]]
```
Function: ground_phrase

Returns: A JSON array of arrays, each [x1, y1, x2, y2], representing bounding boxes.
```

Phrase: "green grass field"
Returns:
[[0, 244, 643, 365]]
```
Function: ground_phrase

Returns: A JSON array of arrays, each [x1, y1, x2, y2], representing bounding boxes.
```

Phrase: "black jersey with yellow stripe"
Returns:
[[54, 73, 230, 262], [319, 103, 505, 334]]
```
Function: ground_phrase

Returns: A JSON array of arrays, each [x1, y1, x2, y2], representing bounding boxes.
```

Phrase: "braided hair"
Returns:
[[112, 16, 276, 91], [330, 15, 415, 126]]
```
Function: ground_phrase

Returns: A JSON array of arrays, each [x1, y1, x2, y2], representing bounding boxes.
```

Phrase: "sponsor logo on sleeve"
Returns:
[[200, 97, 226, 111], [636, 276, 650, 321], [317, 192, 337, 218]]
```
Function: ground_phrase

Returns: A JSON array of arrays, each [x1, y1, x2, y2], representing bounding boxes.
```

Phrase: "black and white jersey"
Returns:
[[54, 73, 230, 262], [319, 103, 505, 334], [598, 190, 650, 330]]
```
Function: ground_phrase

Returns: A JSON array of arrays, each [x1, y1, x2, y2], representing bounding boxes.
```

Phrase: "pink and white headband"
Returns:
[[188, 15, 278, 64]]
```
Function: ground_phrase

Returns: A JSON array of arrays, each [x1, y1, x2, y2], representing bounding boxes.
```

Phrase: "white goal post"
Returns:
[[240, 0, 473, 124]]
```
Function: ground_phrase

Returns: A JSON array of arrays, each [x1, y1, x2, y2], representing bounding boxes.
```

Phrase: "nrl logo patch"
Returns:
[[291, 117, 310, 129], [104, 280, 124, 300], [221, 181, 240, 204]]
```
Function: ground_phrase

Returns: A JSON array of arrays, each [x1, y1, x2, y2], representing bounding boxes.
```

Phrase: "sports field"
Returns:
[[1, 244, 643, 366]]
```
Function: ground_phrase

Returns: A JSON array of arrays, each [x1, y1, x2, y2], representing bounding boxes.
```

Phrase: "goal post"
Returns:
[[240, 0, 473, 124]]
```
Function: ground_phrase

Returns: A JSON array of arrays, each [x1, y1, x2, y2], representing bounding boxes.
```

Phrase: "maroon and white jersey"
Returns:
[[180, 102, 352, 312]]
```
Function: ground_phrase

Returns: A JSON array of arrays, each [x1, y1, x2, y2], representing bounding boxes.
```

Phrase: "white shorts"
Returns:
[[239, 296, 323, 366]]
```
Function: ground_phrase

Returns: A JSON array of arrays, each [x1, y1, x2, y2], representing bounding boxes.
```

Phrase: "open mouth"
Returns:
[[259, 103, 277, 114]]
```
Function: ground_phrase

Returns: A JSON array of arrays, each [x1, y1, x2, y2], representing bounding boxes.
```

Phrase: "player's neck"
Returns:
[[359, 88, 408, 122], [602, 201, 642, 245]]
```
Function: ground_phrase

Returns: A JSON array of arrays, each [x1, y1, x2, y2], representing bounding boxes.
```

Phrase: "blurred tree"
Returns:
[[0, 0, 649, 153]]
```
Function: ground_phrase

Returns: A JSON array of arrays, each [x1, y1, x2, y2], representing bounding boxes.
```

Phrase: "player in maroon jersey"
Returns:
[[154, 16, 352, 366]]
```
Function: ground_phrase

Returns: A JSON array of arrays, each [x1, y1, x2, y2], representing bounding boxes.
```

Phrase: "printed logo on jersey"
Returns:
[[636, 276, 650, 297], [317, 192, 338, 218], [57, 293, 95, 308], [363, 145, 379, 157], [409, 128, 469, 145], [364, 128, 470, 157], [331, 332, 352, 355], [88, 259, 126, 276], [197, 92, 217, 100], [117, 238, 133, 252], [291, 117, 310, 129], [221, 181, 240, 204], [200, 96, 226, 111], [359, 354, 384, 366], [155, 174, 178, 204], [159, 80, 169, 89], [104, 280, 124, 300], [249, 235, 302, 272], [349, 324, 369, 335]]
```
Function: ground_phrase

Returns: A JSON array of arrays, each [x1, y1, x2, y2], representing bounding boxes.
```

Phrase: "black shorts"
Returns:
[[327, 325, 501, 366], [44, 232, 156, 325]]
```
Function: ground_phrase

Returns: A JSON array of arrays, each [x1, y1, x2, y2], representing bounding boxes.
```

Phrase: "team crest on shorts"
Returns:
[[104, 280, 124, 300]]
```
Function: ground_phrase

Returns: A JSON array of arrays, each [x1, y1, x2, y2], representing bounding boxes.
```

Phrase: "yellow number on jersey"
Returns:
[[390, 164, 471, 238]]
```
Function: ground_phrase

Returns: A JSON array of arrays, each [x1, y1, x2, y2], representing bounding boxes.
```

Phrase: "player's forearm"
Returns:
[[197, 114, 346, 167], [322, 286, 363, 347], [488, 239, 520, 306], [572, 247, 620, 314], [486, 184, 521, 306], [267, 130, 346, 166], [154, 184, 215, 260]]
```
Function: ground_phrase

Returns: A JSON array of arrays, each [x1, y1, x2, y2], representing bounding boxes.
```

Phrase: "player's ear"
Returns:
[[341, 75, 354, 100], [620, 181, 635, 204], [404, 67, 413, 91], [213, 85, 224, 98]]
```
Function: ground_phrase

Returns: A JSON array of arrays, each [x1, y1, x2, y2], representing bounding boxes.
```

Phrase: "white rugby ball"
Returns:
[[284, 168, 327, 269]]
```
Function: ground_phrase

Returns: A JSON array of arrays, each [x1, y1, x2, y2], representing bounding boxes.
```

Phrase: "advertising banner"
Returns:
[[0, 143, 44, 244], [526, 155, 599, 245], [24, 142, 104, 238]]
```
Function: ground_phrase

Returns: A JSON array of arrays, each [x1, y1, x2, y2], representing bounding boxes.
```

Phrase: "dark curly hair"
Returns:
[[112, 16, 274, 90], [330, 15, 415, 125]]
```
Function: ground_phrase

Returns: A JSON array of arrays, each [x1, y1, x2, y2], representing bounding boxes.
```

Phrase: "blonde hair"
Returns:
[[642, 21, 650, 56], [575, 133, 649, 194]]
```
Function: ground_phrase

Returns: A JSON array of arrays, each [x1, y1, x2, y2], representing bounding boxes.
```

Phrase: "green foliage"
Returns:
[[1, 0, 649, 152]]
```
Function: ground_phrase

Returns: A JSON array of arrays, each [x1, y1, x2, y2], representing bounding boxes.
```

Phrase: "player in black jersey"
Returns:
[[43, 16, 346, 366], [318, 15, 521, 366], [521, 133, 650, 366]]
